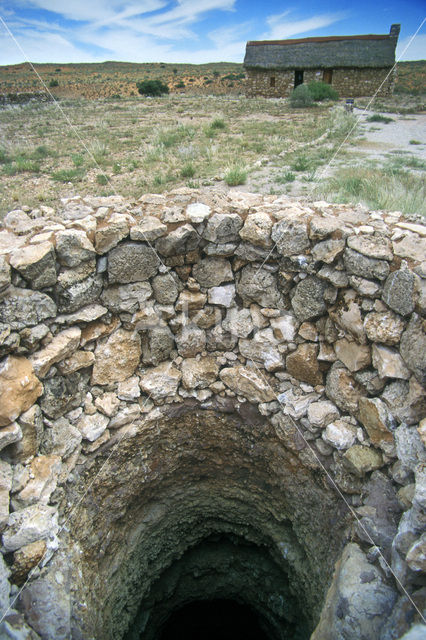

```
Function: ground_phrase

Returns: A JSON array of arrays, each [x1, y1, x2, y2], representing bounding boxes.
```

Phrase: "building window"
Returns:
[[294, 70, 304, 88], [323, 69, 333, 84], [270, 76, 276, 87]]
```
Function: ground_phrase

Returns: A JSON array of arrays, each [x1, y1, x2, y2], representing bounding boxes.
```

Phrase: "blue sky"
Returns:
[[0, 1, 425, 65]]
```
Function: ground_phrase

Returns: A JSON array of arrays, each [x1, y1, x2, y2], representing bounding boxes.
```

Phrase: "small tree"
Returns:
[[308, 81, 338, 101], [136, 79, 169, 97], [49, 79, 59, 88], [289, 84, 314, 108]]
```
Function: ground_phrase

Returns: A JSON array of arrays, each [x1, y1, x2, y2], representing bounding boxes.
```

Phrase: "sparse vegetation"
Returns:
[[289, 84, 314, 108], [224, 166, 247, 186], [307, 81, 338, 101], [366, 114, 394, 124]]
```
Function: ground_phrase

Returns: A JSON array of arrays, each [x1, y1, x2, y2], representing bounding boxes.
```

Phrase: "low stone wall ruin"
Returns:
[[0, 188, 424, 638]]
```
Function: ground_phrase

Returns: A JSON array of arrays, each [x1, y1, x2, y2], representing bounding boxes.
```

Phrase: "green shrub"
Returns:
[[291, 155, 311, 171], [289, 84, 314, 108], [176, 81, 185, 88], [0, 149, 10, 164], [136, 79, 169, 97], [51, 168, 84, 183], [3, 158, 40, 175], [366, 114, 394, 124], [180, 163, 196, 178], [224, 166, 247, 186], [49, 79, 59, 88], [307, 81, 338, 101], [96, 174, 108, 185], [211, 118, 226, 130]]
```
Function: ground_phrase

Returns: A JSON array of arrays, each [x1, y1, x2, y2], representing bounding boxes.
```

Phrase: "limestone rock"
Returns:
[[291, 277, 327, 322], [400, 314, 426, 384], [343, 445, 383, 476], [139, 363, 181, 400], [55, 229, 95, 267], [208, 284, 235, 307], [3, 210, 36, 235], [222, 308, 253, 338], [142, 325, 175, 365], [286, 343, 323, 385], [358, 397, 394, 447], [94, 392, 120, 417], [220, 366, 275, 402], [239, 212, 273, 248], [318, 265, 349, 288], [117, 377, 141, 401], [347, 234, 393, 260], [56, 304, 107, 325], [77, 411, 109, 442], [0, 357, 43, 426], [206, 325, 238, 352], [11, 539, 46, 586], [0, 422, 22, 452], [0, 286, 56, 330], [108, 243, 160, 283], [57, 258, 96, 288], [311, 543, 396, 640], [109, 404, 141, 429], [393, 234, 426, 262], [394, 424, 425, 472], [203, 213, 243, 243], [152, 273, 179, 305], [175, 324, 205, 358], [364, 311, 405, 345], [309, 215, 340, 240], [131, 216, 167, 243], [175, 290, 207, 311], [236, 265, 283, 308], [382, 269, 415, 317], [312, 239, 345, 264], [80, 317, 119, 346], [323, 420, 356, 450], [271, 216, 309, 255], [14, 405, 43, 462], [56, 275, 103, 313], [326, 363, 362, 413], [181, 357, 219, 390], [92, 329, 141, 385], [343, 247, 390, 281], [239, 328, 283, 372], [101, 282, 152, 313], [156, 224, 199, 256], [2, 504, 57, 552], [10, 242, 56, 288], [186, 203, 211, 224], [30, 327, 81, 378], [406, 535, 426, 572], [349, 275, 381, 298], [95, 214, 130, 253], [334, 339, 371, 372], [331, 299, 365, 344], [13, 455, 61, 509], [372, 344, 410, 380], [192, 257, 232, 287], [0, 255, 11, 293], [57, 350, 95, 375], [41, 417, 82, 459], [0, 460, 12, 530], [40, 372, 88, 419], [270, 314, 298, 342], [418, 418, 426, 447], [307, 401, 340, 429]]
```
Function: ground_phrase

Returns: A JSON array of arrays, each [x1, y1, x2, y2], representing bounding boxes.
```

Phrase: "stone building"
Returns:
[[244, 24, 400, 98]]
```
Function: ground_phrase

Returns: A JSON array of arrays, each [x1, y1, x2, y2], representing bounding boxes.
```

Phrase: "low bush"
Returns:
[[49, 79, 59, 88], [366, 114, 394, 124], [289, 84, 314, 108], [136, 79, 169, 97], [224, 166, 247, 186], [307, 81, 338, 101]]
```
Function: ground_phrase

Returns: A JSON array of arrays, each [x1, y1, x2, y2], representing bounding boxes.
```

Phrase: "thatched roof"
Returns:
[[244, 29, 399, 70]]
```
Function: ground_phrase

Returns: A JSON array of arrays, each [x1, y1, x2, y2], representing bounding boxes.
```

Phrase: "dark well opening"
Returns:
[[159, 599, 271, 640]]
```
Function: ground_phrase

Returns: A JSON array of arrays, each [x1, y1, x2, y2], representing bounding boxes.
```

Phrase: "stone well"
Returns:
[[0, 189, 425, 639]]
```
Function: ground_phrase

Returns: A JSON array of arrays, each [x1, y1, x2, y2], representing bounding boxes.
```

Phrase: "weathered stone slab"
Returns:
[[108, 243, 160, 283], [30, 327, 81, 378], [10, 242, 56, 288], [220, 366, 275, 402], [0, 286, 56, 330], [0, 357, 43, 426], [139, 363, 181, 400], [92, 329, 141, 385]]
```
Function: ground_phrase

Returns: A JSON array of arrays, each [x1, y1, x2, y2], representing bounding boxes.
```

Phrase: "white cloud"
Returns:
[[396, 34, 426, 61], [262, 10, 348, 40]]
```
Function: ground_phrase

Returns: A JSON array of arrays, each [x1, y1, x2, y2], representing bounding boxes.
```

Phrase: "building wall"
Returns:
[[245, 67, 395, 98]]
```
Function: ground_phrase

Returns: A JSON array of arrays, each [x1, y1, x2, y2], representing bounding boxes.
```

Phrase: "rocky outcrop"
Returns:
[[0, 189, 424, 640]]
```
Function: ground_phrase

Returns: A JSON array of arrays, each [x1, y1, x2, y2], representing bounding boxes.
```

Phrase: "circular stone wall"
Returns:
[[0, 188, 425, 639]]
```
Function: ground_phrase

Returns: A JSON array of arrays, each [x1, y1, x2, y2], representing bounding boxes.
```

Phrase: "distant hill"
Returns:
[[0, 59, 424, 99]]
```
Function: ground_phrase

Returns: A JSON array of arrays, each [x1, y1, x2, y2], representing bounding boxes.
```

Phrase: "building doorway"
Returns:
[[323, 69, 333, 84], [294, 70, 304, 87]]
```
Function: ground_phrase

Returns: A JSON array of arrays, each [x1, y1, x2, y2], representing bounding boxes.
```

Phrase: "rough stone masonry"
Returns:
[[0, 188, 425, 639]]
